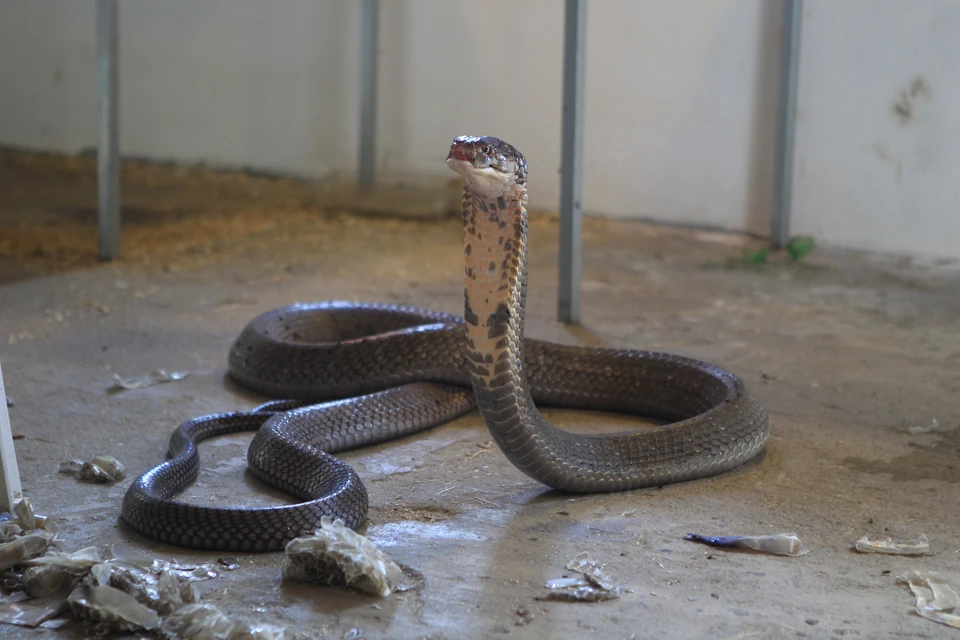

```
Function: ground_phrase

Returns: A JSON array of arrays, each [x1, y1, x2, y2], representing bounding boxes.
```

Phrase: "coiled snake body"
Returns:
[[122, 136, 769, 551]]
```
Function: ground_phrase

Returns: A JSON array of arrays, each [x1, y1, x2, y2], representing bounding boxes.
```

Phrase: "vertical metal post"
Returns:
[[358, 0, 380, 187], [771, 0, 803, 249], [97, 0, 120, 260], [0, 360, 23, 514], [558, 0, 586, 325]]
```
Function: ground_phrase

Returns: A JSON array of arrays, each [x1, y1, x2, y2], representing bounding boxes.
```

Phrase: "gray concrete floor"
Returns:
[[1, 151, 960, 638]]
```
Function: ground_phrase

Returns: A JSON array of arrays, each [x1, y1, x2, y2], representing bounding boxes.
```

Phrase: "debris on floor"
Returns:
[[683, 532, 806, 557], [159, 603, 312, 640], [537, 552, 623, 602], [898, 570, 960, 629], [109, 369, 189, 392], [9, 497, 54, 533], [896, 418, 952, 435], [854, 533, 929, 556], [22, 546, 103, 598], [0, 593, 67, 629], [58, 455, 126, 483], [0, 500, 57, 571], [68, 584, 161, 635], [0, 496, 316, 636], [514, 606, 534, 626], [0, 500, 65, 628], [0, 531, 55, 571], [283, 516, 406, 597]]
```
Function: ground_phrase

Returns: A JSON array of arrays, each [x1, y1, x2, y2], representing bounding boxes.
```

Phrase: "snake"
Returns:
[[121, 135, 769, 552]]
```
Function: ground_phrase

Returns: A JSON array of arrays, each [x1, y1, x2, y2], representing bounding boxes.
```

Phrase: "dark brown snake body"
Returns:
[[121, 136, 769, 551]]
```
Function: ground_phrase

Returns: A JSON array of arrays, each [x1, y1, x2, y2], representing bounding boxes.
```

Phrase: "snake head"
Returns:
[[447, 136, 527, 197]]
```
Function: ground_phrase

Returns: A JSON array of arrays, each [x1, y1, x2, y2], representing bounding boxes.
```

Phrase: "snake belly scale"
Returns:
[[121, 136, 770, 552]]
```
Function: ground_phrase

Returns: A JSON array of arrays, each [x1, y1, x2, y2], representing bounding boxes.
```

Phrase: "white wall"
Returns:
[[0, 1, 957, 259], [793, 0, 960, 258], [0, 1, 362, 177]]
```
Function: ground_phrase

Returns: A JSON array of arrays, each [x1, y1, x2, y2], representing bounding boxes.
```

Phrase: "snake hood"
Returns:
[[447, 135, 527, 198]]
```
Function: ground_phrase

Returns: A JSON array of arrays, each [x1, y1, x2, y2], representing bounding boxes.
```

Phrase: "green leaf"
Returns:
[[744, 247, 769, 264], [786, 236, 815, 262]]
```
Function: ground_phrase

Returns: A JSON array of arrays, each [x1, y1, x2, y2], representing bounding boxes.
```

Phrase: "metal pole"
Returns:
[[97, 0, 120, 260], [558, 0, 586, 325], [771, 0, 803, 249], [0, 359, 23, 514], [358, 0, 380, 187]]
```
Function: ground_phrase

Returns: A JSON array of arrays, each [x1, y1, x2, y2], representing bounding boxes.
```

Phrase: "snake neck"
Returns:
[[461, 185, 542, 462]]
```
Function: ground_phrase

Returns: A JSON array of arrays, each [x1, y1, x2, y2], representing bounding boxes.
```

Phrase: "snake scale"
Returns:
[[121, 136, 769, 552]]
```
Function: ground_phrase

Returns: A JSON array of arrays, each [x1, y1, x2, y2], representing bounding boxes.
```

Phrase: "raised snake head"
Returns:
[[446, 135, 527, 199]]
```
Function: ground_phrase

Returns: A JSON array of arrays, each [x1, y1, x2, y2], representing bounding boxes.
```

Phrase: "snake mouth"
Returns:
[[447, 157, 516, 200], [445, 157, 474, 173], [447, 143, 473, 163]]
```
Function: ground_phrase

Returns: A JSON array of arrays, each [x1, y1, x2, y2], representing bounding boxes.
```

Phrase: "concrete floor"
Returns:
[[1, 151, 960, 639]]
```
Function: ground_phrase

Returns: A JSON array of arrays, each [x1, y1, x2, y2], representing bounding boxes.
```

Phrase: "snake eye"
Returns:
[[481, 145, 491, 154]]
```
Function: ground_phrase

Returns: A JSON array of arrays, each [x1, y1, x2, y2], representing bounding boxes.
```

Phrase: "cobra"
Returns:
[[121, 135, 769, 551]]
